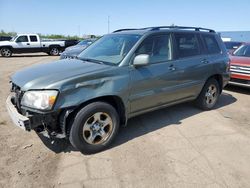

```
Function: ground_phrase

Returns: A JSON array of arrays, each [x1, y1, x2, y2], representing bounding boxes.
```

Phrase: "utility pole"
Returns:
[[108, 16, 110, 33], [78, 25, 81, 37]]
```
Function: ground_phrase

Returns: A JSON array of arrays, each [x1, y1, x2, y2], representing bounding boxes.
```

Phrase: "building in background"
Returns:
[[219, 31, 250, 42]]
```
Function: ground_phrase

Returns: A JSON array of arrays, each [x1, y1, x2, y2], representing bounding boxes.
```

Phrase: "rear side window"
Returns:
[[203, 35, 221, 54], [174, 33, 200, 58], [30, 35, 38, 42], [135, 34, 172, 63]]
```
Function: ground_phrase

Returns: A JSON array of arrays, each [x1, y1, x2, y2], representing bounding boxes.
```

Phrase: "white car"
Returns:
[[0, 34, 65, 57]]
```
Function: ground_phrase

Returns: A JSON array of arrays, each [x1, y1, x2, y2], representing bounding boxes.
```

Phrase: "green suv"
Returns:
[[6, 26, 230, 154]]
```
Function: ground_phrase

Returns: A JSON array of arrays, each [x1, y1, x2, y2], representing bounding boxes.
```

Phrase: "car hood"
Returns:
[[63, 45, 87, 56], [230, 55, 250, 66], [0, 41, 11, 46], [11, 59, 111, 91]]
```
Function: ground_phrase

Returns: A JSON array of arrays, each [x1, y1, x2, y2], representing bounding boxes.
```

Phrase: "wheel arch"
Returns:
[[0, 45, 13, 51], [64, 95, 127, 136], [49, 44, 61, 49], [207, 74, 223, 93]]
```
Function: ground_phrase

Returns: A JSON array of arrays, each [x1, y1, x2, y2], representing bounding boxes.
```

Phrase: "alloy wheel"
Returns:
[[2, 48, 11, 57], [50, 48, 59, 55], [205, 84, 217, 105], [82, 112, 113, 145]]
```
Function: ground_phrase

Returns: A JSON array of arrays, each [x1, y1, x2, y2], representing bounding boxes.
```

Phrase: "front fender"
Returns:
[[53, 67, 130, 112]]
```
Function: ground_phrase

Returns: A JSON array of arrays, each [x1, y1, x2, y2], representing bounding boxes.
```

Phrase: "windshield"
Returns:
[[10, 35, 18, 42], [224, 42, 242, 50], [78, 34, 141, 65], [233, 45, 250, 57]]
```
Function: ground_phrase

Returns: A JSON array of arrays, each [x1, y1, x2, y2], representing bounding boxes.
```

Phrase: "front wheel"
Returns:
[[195, 78, 220, 110], [49, 47, 59, 56], [1, 47, 12, 57], [69, 102, 120, 154]]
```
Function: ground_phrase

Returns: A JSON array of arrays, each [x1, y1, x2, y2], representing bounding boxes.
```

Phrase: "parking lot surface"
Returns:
[[0, 54, 250, 188]]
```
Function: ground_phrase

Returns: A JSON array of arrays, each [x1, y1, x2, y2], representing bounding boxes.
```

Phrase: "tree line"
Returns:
[[0, 30, 98, 40]]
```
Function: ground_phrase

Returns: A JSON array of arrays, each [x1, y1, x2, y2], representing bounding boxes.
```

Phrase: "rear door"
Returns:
[[201, 33, 225, 75], [28, 35, 41, 52], [168, 32, 210, 99]]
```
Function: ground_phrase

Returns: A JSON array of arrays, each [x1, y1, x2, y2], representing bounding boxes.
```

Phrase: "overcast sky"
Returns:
[[0, 0, 249, 36]]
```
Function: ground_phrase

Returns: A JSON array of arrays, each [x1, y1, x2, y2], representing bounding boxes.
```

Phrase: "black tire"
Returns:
[[69, 102, 120, 154], [49, 47, 59, 56], [1, 47, 12, 57], [195, 78, 220, 110]]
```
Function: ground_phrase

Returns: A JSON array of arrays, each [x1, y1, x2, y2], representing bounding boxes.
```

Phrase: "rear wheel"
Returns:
[[1, 47, 12, 57], [49, 47, 59, 56], [195, 78, 220, 110], [69, 102, 120, 154]]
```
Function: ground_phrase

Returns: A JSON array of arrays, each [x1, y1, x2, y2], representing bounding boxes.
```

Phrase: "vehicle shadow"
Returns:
[[38, 92, 237, 154], [36, 133, 77, 153], [224, 85, 250, 95], [111, 92, 236, 150]]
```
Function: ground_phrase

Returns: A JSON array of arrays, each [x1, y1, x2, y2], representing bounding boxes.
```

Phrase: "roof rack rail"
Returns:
[[149, 26, 215, 33], [113, 26, 215, 33], [113, 28, 141, 33], [113, 27, 155, 33]]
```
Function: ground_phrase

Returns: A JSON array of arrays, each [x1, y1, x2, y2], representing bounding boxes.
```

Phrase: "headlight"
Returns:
[[21, 90, 58, 110]]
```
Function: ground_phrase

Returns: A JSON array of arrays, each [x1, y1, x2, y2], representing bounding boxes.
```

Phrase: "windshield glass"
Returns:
[[10, 35, 18, 42], [233, 45, 250, 57], [78, 34, 141, 65], [224, 42, 242, 50]]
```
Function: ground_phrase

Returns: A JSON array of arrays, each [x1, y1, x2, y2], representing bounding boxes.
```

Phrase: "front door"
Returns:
[[13, 35, 30, 53], [129, 34, 180, 115]]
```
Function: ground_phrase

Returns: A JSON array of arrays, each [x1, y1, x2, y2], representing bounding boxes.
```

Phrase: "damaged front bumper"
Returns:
[[6, 95, 31, 131], [6, 95, 70, 139]]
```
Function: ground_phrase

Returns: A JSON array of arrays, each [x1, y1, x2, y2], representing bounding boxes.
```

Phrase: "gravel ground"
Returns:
[[0, 53, 249, 188]]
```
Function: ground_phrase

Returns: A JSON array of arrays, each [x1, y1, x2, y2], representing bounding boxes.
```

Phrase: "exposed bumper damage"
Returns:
[[6, 94, 72, 140], [6, 95, 30, 131]]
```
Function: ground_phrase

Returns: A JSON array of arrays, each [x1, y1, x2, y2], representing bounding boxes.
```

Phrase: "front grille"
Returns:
[[11, 83, 24, 112], [230, 65, 250, 75]]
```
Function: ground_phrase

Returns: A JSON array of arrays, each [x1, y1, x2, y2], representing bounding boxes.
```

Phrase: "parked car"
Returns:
[[0, 36, 12, 41], [6, 26, 230, 154], [229, 44, 250, 88], [224, 41, 244, 54], [62, 39, 79, 48], [60, 39, 96, 59], [0, 34, 66, 57]]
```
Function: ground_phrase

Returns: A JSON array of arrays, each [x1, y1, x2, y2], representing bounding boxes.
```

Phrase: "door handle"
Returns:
[[27, 43, 30, 45], [201, 59, 209, 64], [168, 64, 176, 71]]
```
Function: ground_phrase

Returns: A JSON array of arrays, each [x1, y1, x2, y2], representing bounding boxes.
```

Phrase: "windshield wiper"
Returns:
[[78, 58, 105, 65]]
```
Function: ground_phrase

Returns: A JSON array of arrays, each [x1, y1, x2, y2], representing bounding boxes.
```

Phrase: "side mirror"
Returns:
[[133, 54, 150, 67]]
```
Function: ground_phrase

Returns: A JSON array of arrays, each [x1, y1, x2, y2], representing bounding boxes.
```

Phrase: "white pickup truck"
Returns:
[[0, 34, 66, 57]]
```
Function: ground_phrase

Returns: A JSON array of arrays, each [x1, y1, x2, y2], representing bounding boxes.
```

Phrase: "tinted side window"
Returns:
[[30, 35, 38, 42], [174, 33, 200, 58], [136, 35, 171, 63], [16, 36, 28, 42], [203, 35, 221, 54]]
